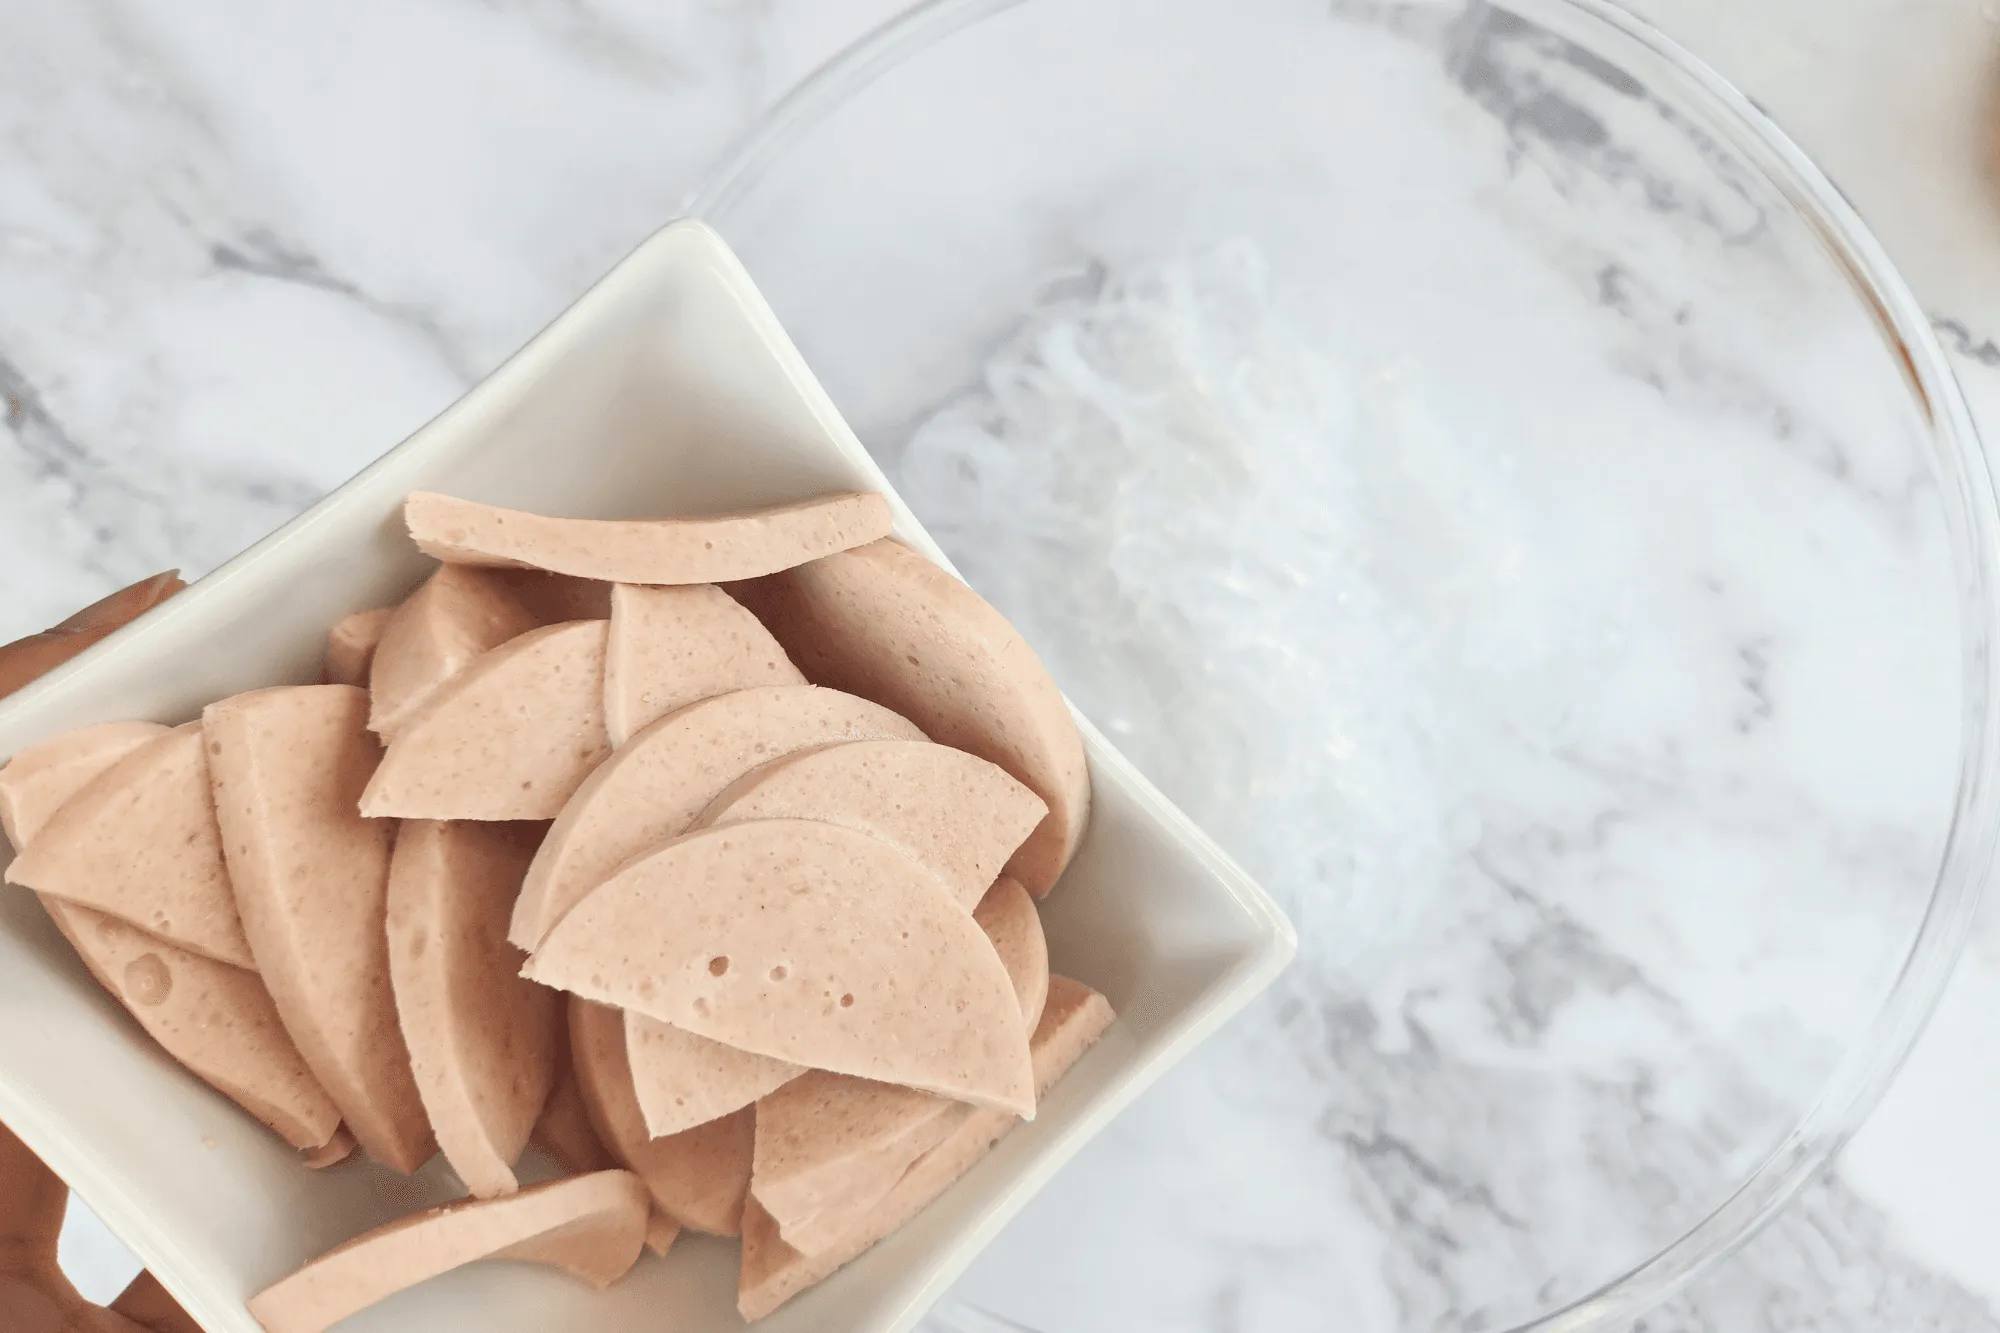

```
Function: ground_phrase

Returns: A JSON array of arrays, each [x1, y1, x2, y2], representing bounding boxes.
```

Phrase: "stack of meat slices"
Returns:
[[1, 489, 1112, 1331]]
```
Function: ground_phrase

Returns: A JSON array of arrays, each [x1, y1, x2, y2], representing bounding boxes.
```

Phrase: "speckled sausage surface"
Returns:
[[367, 566, 537, 738], [205, 685, 432, 1172], [731, 538, 1088, 896], [697, 739, 1045, 911], [361, 621, 610, 821], [386, 819, 556, 1197], [509, 684, 922, 952], [526, 819, 1034, 1116], [7, 723, 256, 969], [603, 583, 803, 746]]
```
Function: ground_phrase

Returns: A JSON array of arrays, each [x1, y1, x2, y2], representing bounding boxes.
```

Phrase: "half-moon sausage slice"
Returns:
[[625, 1010, 799, 1140], [3, 722, 340, 1152], [510, 685, 922, 952], [525, 820, 1032, 1116], [360, 621, 611, 822], [697, 739, 1045, 911], [6, 723, 255, 968], [386, 820, 557, 1197], [45, 901, 342, 1152], [247, 1170, 650, 1333], [367, 566, 536, 738], [730, 538, 1088, 896], [0, 720, 168, 851], [404, 491, 892, 585], [206, 685, 433, 1172], [602, 583, 803, 747]]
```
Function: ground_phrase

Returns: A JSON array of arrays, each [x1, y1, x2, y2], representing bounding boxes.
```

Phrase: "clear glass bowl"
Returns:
[[689, 1, 2000, 1328]]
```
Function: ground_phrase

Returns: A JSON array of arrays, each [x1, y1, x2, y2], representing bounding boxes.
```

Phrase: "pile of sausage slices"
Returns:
[[0, 489, 1108, 1332]]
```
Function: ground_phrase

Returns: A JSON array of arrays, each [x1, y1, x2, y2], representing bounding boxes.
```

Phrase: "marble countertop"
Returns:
[[6, 1, 2000, 1329]]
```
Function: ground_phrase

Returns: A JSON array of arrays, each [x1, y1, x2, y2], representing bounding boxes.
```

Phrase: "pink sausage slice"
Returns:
[[525, 819, 1034, 1116], [626, 1010, 799, 1139], [569, 997, 755, 1236], [738, 976, 1115, 1320], [323, 609, 393, 688], [205, 685, 433, 1173], [44, 900, 342, 1152], [6, 723, 256, 968], [247, 1170, 650, 1333], [698, 739, 1046, 912], [509, 684, 923, 952], [368, 566, 538, 738], [0, 720, 168, 851], [403, 491, 894, 585], [603, 583, 804, 747], [386, 820, 558, 1198], [730, 538, 1089, 896], [360, 621, 611, 821], [3, 723, 341, 1152], [751, 877, 1049, 1253]]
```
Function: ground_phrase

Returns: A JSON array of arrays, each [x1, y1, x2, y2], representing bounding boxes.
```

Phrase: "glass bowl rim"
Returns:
[[686, 1, 2000, 1325]]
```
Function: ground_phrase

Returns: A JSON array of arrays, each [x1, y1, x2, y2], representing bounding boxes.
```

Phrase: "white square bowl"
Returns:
[[0, 220, 1295, 1333]]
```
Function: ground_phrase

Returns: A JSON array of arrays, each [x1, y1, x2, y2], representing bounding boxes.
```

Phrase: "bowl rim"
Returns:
[[685, 1, 2000, 1326]]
